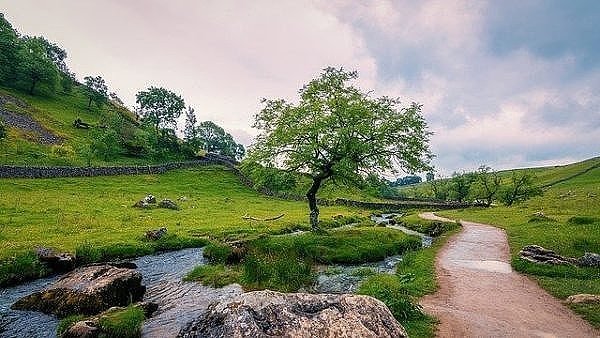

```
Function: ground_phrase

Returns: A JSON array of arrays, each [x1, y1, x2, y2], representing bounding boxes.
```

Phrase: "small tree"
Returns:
[[498, 170, 542, 206], [249, 67, 432, 230], [448, 171, 477, 202], [16, 37, 60, 95], [135, 87, 185, 134], [469, 165, 501, 206], [83, 75, 108, 108]]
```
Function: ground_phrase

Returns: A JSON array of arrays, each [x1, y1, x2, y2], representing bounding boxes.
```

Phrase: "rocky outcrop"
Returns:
[[146, 227, 168, 240], [158, 198, 179, 210], [177, 290, 407, 338], [36, 247, 75, 272], [519, 245, 579, 266], [565, 294, 600, 305], [62, 302, 157, 338], [579, 252, 600, 267], [11, 265, 145, 317]]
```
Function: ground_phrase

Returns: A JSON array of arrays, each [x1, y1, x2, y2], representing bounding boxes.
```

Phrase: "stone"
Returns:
[[146, 227, 168, 241], [11, 265, 146, 317], [518, 245, 579, 266], [178, 196, 189, 202], [36, 247, 75, 272], [62, 302, 157, 338], [133, 200, 150, 209], [177, 290, 407, 338], [144, 194, 157, 204], [565, 294, 600, 304], [579, 252, 600, 267], [159, 198, 179, 210]]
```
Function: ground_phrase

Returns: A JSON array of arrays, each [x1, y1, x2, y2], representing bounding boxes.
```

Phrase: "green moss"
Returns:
[[97, 306, 146, 338]]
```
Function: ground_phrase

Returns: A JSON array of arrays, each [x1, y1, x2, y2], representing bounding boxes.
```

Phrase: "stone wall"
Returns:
[[0, 154, 473, 210]]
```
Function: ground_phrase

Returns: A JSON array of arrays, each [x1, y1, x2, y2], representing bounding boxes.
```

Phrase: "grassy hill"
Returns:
[[0, 85, 161, 166]]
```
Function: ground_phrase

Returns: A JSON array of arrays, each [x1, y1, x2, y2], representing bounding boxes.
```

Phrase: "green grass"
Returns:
[[441, 166, 600, 327], [57, 314, 86, 336], [0, 165, 363, 285], [183, 264, 241, 288], [97, 306, 146, 338]]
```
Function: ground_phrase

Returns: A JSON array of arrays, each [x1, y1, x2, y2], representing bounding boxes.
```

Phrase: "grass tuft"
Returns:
[[183, 264, 240, 288], [57, 314, 86, 336], [97, 305, 146, 338]]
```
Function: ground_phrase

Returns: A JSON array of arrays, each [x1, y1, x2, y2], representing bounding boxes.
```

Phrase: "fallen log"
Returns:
[[242, 213, 285, 221]]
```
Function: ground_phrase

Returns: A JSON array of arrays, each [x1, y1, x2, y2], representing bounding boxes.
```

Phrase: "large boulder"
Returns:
[[159, 198, 179, 210], [177, 290, 407, 338], [518, 245, 579, 266], [12, 265, 145, 317]]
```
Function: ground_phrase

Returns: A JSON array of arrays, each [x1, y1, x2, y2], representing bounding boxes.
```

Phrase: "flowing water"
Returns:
[[0, 247, 241, 338], [371, 213, 433, 247]]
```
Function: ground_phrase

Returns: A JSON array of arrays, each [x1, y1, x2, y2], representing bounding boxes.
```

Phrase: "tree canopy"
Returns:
[[16, 36, 60, 95], [136, 87, 185, 134], [83, 75, 108, 108], [248, 67, 433, 229]]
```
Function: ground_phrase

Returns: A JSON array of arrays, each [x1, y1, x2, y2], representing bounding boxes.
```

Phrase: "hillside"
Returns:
[[0, 86, 160, 166]]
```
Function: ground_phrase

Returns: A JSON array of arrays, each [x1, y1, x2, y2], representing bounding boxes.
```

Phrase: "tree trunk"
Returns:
[[88, 97, 93, 108], [307, 178, 323, 231], [29, 80, 37, 95]]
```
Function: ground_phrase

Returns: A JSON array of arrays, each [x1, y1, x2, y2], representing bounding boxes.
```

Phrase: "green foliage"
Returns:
[[0, 14, 20, 84], [397, 214, 460, 237], [497, 170, 542, 206], [249, 67, 432, 229], [196, 120, 245, 160], [358, 274, 424, 321], [241, 254, 313, 292], [83, 75, 108, 108], [97, 306, 146, 338], [0, 251, 49, 286], [16, 36, 60, 95], [183, 264, 241, 288], [136, 86, 185, 133], [239, 161, 297, 192], [448, 171, 477, 202], [469, 165, 501, 205], [57, 315, 86, 336]]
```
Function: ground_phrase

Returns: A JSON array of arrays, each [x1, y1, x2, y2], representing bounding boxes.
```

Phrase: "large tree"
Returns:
[[83, 75, 108, 108], [16, 37, 60, 95], [135, 87, 185, 134], [0, 13, 20, 84], [196, 120, 245, 160], [249, 67, 433, 230]]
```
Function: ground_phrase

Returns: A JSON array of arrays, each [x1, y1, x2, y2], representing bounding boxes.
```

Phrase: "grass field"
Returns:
[[440, 166, 600, 327]]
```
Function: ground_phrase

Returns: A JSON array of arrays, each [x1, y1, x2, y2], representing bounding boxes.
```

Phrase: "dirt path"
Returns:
[[419, 212, 598, 338]]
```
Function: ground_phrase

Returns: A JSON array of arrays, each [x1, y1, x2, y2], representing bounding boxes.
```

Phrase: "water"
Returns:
[[0, 247, 241, 338], [371, 213, 433, 247]]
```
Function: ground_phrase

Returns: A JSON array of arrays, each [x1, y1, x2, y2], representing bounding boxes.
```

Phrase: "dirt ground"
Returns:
[[419, 212, 599, 338]]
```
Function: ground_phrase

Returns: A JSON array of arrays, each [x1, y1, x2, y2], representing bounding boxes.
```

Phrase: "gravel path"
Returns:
[[419, 212, 599, 338]]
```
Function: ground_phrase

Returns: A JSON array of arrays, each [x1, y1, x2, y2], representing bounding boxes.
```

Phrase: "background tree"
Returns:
[[16, 37, 60, 95], [448, 171, 477, 202], [0, 13, 20, 84], [83, 75, 108, 108], [183, 106, 202, 151], [469, 165, 501, 206], [429, 175, 449, 200], [135, 87, 185, 134], [196, 121, 245, 160], [248, 67, 432, 230], [498, 170, 542, 206]]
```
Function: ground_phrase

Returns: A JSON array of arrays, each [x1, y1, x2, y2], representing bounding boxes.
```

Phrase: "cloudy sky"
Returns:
[[2, 0, 599, 175]]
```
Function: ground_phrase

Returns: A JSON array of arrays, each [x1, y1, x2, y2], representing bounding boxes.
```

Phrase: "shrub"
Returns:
[[358, 274, 424, 321]]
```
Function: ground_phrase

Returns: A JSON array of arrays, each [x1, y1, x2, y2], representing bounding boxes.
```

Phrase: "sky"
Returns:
[[2, 0, 599, 176]]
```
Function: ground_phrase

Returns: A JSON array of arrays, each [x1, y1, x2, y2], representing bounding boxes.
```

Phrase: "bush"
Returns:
[[97, 306, 146, 338], [358, 274, 424, 321]]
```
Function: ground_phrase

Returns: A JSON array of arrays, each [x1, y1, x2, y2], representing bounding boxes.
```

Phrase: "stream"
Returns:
[[0, 215, 431, 337]]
